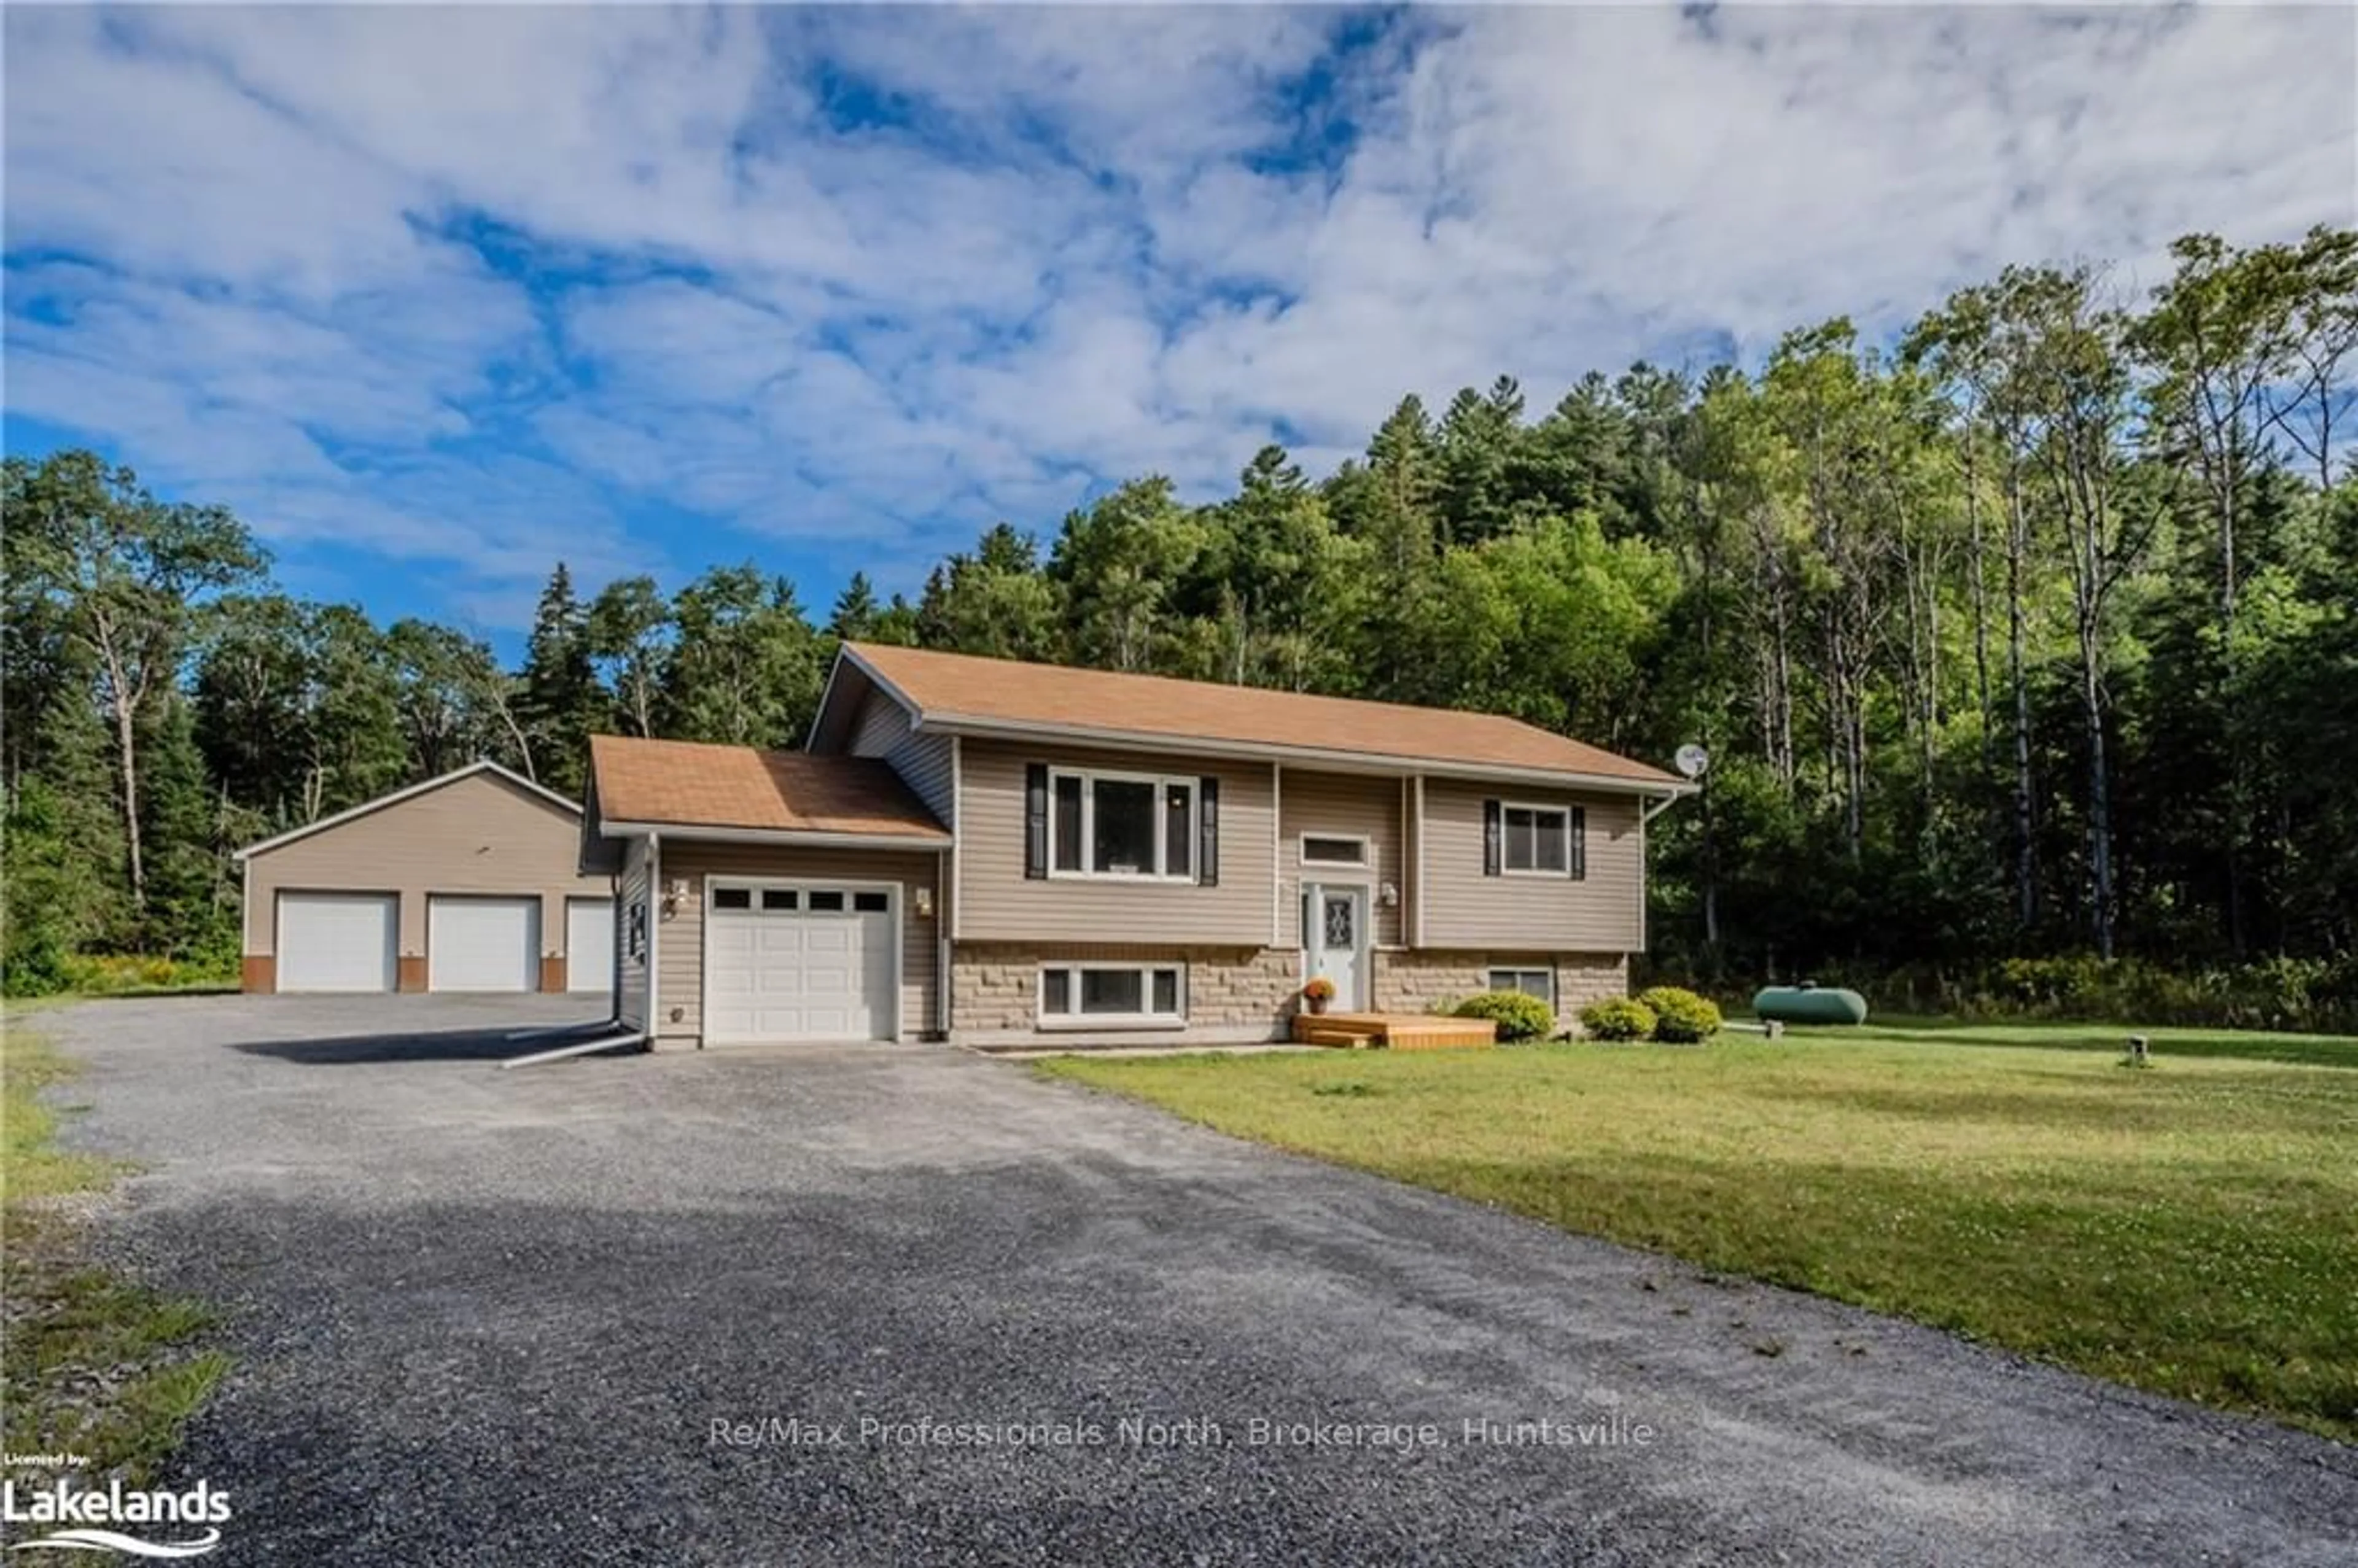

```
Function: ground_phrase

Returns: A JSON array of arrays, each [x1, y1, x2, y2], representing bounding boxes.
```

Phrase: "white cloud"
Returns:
[[4, 4, 2351, 627]]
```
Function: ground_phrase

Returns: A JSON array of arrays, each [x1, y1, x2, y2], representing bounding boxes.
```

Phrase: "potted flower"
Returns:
[[1301, 977, 1337, 1015]]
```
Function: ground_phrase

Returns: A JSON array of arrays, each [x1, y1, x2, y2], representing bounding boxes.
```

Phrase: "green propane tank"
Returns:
[[1752, 984, 1869, 1026]]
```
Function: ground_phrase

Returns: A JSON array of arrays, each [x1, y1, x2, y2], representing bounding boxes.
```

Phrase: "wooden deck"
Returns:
[[1292, 1011, 1499, 1050]]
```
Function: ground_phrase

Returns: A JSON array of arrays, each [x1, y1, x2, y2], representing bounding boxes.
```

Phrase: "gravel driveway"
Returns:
[[28, 995, 2358, 1566]]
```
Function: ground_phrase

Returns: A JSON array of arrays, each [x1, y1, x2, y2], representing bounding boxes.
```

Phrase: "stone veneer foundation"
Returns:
[[951, 943, 1299, 1045], [950, 942, 1628, 1046], [1372, 950, 1628, 1030]]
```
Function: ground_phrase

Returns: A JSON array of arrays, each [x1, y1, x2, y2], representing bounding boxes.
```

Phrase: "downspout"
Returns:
[[647, 831, 662, 1047], [936, 847, 951, 1039], [1270, 763, 1283, 948], [1636, 791, 1686, 960], [1412, 775, 1427, 950], [947, 735, 962, 1042]]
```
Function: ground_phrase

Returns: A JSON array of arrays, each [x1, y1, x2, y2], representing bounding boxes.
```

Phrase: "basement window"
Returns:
[[1037, 963, 1186, 1028], [1487, 968, 1555, 1005]]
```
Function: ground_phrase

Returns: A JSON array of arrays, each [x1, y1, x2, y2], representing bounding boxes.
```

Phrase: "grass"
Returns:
[[1040, 1022, 2358, 1443], [2, 1022, 229, 1483]]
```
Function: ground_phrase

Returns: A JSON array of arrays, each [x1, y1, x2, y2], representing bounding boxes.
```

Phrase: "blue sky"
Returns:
[[5, 5, 2353, 651]]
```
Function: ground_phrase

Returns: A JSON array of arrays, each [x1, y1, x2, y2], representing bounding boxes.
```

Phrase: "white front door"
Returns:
[[566, 897, 614, 993], [1305, 883, 1369, 1011], [427, 895, 540, 992], [704, 883, 898, 1044], [278, 892, 397, 993]]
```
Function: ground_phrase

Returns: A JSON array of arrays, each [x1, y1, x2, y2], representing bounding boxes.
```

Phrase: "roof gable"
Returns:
[[235, 761, 577, 861], [839, 642, 1680, 789]]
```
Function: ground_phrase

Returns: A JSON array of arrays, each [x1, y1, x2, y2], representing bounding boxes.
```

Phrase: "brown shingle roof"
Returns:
[[588, 735, 951, 840], [844, 643, 1680, 787]]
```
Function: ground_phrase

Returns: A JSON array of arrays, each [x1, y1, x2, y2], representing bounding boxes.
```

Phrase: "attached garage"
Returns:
[[704, 881, 899, 1044], [427, 895, 541, 993], [276, 892, 398, 993], [587, 737, 951, 1050], [235, 761, 613, 996]]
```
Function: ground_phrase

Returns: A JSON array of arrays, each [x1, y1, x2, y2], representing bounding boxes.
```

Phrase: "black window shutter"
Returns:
[[1570, 806, 1587, 880], [1197, 777, 1220, 886], [1483, 799, 1503, 877], [1024, 764, 1049, 879]]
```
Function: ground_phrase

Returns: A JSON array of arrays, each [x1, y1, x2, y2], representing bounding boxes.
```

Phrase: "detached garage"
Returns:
[[236, 761, 614, 995]]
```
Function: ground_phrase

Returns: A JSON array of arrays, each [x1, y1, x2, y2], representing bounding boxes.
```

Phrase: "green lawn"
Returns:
[[1039, 1023, 2358, 1443], [2, 1022, 229, 1483]]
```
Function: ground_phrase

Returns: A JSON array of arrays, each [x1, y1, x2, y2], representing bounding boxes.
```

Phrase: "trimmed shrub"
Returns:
[[1453, 990, 1556, 1042], [1579, 996, 1657, 1042], [1638, 985, 1722, 1043]]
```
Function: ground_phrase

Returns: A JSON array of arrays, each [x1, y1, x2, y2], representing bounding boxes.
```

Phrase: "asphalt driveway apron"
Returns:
[[33, 995, 2358, 1566]]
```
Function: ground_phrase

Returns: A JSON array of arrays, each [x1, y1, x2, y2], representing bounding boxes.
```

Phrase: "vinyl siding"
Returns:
[[1277, 769, 1406, 949], [955, 738, 1275, 945], [243, 770, 610, 962], [650, 842, 941, 1045], [617, 837, 651, 1030], [1417, 780, 1644, 951], [847, 690, 955, 826]]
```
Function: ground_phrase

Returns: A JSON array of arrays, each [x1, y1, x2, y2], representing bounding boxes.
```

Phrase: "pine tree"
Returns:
[[519, 563, 602, 795]]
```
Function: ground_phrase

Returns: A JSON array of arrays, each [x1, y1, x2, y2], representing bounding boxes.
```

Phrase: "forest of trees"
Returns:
[[7, 227, 2356, 1020]]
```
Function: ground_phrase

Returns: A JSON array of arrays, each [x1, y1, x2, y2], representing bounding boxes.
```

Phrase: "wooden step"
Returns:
[[1291, 1012, 1499, 1049]]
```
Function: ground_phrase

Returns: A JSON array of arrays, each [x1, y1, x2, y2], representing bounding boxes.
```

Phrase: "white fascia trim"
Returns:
[[803, 644, 855, 752], [919, 712, 1694, 799], [235, 759, 577, 860], [600, 821, 953, 852]]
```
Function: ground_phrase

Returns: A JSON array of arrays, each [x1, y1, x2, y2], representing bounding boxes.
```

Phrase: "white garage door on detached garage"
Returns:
[[704, 881, 898, 1044], [277, 892, 398, 993], [427, 895, 540, 993], [566, 897, 614, 993]]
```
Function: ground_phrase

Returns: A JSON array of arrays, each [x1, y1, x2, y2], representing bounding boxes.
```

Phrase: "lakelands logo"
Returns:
[[1, 1479, 230, 1558]]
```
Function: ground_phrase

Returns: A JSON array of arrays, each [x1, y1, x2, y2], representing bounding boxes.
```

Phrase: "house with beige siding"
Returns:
[[586, 643, 1688, 1050]]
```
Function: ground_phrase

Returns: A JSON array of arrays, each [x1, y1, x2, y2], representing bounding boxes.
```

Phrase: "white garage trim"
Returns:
[[700, 875, 904, 1045], [427, 895, 541, 993], [276, 891, 397, 993]]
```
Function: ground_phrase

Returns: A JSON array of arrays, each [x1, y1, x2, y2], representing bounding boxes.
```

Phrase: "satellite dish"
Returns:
[[1674, 744, 1710, 780]]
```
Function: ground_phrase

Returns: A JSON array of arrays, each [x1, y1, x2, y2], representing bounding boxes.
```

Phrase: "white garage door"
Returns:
[[566, 897, 614, 993], [278, 892, 397, 993], [427, 896, 540, 993], [704, 882, 897, 1044]]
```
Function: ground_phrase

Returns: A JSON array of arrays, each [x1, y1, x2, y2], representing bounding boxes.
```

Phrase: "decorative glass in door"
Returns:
[[1323, 894, 1355, 952]]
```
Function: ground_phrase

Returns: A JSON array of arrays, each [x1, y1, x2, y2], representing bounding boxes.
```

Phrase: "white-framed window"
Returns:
[[1049, 768, 1197, 880], [1501, 802, 1573, 875], [1488, 967, 1555, 1004], [1299, 833, 1371, 869], [1037, 962, 1186, 1027]]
